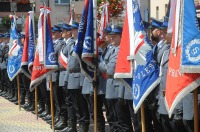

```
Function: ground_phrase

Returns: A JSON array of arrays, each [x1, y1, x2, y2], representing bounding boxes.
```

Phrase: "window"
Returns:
[[55, 0, 70, 5], [0, 0, 10, 2], [165, 4, 168, 15], [156, 6, 159, 19]]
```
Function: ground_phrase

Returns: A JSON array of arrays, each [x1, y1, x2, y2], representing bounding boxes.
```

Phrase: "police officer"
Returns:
[[1, 33, 10, 99], [54, 24, 73, 130], [97, 24, 116, 131], [0, 33, 7, 97], [99, 25, 133, 132], [62, 20, 90, 132], [13, 33, 26, 106], [81, 32, 108, 132], [143, 18, 168, 132], [0, 33, 4, 94], [60, 23, 77, 132], [44, 25, 66, 123], [155, 31, 173, 132]]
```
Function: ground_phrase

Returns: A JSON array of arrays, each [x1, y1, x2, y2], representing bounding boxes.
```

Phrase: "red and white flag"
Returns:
[[69, 3, 75, 25], [165, 0, 200, 117], [98, 2, 109, 41], [21, 11, 35, 78], [30, 7, 58, 91], [114, 1, 133, 84]]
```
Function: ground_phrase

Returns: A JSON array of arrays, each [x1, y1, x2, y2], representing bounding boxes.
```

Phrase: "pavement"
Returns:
[[0, 96, 109, 132]]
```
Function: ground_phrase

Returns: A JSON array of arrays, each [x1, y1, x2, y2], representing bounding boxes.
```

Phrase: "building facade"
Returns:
[[0, 0, 71, 32], [0, 0, 199, 32]]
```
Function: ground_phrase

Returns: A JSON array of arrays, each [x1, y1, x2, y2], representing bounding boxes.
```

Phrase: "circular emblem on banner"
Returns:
[[48, 52, 56, 63], [9, 65, 15, 74], [185, 39, 200, 62], [133, 84, 140, 100], [83, 36, 92, 50]]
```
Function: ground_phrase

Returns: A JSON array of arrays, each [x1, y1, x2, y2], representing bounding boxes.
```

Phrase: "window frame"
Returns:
[[54, 0, 70, 6]]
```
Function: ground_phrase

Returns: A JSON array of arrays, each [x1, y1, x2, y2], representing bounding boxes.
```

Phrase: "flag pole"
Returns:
[[93, 0, 98, 131], [17, 74, 21, 111], [43, 1, 55, 131], [194, 88, 199, 132], [31, 0, 38, 120], [35, 87, 38, 120], [140, 0, 150, 131], [42, 1, 54, 131], [141, 103, 146, 132], [50, 75, 55, 132]]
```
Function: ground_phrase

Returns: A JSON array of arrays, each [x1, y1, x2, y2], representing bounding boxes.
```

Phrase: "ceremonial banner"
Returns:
[[165, 0, 200, 117], [73, 0, 95, 81], [30, 7, 58, 91], [7, 15, 23, 81], [180, 0, 200, 73], [69, 3, 75, 25], [114, 4, 132, 85], [21, 11, 35, 78], [98, 2, 109, 40], [167, 0, 176, 33], [116, 0, 160, 112]]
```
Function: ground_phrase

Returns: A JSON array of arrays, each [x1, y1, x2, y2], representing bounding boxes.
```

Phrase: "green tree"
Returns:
[[2, 16, 11, 30]]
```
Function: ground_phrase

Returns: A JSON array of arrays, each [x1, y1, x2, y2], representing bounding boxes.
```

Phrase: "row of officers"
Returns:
[[0, 18, 199, 132]]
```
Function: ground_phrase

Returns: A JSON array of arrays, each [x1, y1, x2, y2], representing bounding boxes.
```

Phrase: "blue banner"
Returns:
[[73, 0, 95, 81], [21, 12, 35, 78], [131, 0, 160, 112], [7, 15, 23, 81], [28, 19, 35, 70], [44, 13, 58, 69], [181, 0, 200, 73]]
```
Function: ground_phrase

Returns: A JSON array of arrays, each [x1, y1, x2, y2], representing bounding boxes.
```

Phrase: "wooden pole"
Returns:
[[93, 71, 97, 132], [141, 103, 146, 132], [93, 0, 97, 131], [35, 87, 38, 120], [194, 89, 199, 132], [17, 74, 21, 111], [50, 75, 55, 132]]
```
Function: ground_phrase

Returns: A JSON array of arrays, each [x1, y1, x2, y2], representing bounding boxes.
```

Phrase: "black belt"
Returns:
[[60, 68, 66, 71], [162, 90, 165, 97], [69, 69, 81, 73], [107, 74, 114, 78]]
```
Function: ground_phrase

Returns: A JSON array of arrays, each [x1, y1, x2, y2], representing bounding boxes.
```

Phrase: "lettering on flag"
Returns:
[[165, 0, 200, 117], [119, 0, 160, 112]]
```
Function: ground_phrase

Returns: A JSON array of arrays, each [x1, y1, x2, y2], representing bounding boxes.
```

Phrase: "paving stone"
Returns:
[[0, 96, 110, 132]]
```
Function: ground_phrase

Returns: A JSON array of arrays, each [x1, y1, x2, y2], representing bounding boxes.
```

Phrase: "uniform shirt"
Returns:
[[66, 38, 84, 89], [59, 37, 75, 86], [54, 38, 65, 67], [154, 39, 168, 65]]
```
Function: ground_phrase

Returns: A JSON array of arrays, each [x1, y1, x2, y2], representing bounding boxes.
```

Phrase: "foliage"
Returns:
[[12, 0, 29, 4], [97, 0, 124, 19], [34, 16, 38, 33], [20, 0, 30, 4], [1, 16, 11, 30]]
